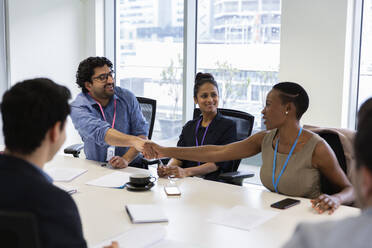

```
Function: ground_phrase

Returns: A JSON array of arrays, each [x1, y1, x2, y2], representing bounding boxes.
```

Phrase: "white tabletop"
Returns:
[[46, 155, 360, 248]]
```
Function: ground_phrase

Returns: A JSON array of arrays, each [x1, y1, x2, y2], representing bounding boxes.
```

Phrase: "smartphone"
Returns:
[[270, 198, 300, 209], [164, 186, 181, 196]]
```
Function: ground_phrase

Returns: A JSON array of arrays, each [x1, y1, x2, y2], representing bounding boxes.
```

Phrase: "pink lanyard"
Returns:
[[90, 94, 117, 128]]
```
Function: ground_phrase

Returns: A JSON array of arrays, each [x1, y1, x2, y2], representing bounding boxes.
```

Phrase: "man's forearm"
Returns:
[[122, 135, 147, 163], [104, 128, 139, 147]]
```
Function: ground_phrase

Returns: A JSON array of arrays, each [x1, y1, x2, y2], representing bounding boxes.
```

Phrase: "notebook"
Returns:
[[125, 204, 168, 224], [56, 184, 77, 195]]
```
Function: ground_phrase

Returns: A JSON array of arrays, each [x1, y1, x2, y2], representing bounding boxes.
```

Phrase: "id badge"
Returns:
[[106, 146, 115, 161]]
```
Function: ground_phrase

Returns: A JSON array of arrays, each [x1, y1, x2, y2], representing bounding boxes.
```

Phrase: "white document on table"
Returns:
[[208, 205, 278, 231], [92, 225, 166, 248], [92, 225, 196, 248], [55, 184, 77, 195], [85, 171, 130, 188], [126, 204, 168, 223], [44, 167, 87, 182], [151, 239, 201, 248]]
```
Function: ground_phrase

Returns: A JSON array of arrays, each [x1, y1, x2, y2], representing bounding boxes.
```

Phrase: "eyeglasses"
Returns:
[[92, 71, 115, 82]]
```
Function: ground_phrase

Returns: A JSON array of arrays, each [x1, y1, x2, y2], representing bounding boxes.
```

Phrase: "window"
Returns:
[[358, 0, 372, 108], [0, 0, 7, 145], [112, 0, 281, 138], [197, 0, 281, 133], [111, 0, 281, 184], [116, 0, 184, 143]]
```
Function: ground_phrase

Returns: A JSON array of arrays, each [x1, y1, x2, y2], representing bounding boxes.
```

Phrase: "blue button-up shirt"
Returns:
[[70, 87, 148, 162]]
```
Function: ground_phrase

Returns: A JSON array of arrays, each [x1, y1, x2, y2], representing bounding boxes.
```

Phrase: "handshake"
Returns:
[[134, 139, 165, 159]]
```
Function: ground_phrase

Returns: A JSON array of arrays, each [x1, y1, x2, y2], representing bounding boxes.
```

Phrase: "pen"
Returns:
[[158, 159, 164, 168]]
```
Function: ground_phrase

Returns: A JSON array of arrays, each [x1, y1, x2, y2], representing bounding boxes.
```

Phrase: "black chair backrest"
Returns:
[[0, 211, 41, 248], [193, 108, 255, 172], [136, 97, 156, 140], [318, 132, 348, 195]]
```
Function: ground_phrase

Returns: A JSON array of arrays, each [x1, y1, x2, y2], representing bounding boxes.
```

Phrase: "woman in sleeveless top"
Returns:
[[146, 82, 354, 214]]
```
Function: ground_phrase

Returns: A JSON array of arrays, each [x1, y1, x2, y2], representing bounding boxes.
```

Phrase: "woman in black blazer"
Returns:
[[157, 72, 237, 181]]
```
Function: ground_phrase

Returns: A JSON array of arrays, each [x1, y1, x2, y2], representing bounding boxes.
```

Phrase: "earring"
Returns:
[[285, 111, 288, 115]]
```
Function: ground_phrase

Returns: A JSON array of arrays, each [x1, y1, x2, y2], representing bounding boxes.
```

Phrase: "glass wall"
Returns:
[[196, 0, 281, 133], [358, 0, 372, 108], [116, 0, 184, 144], [0, 0, 8, 145]]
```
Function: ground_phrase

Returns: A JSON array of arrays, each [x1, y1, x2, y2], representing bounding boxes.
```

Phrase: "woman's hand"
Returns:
[[311, 194, 341, 214], [167, 166, 188, 178], [157, 165, 188, 178], [157, 165, 168, 178]]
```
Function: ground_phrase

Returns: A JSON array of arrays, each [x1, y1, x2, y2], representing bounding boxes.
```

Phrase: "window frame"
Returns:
[[0, 0, 9, 93], [347, 0, 364, 129]]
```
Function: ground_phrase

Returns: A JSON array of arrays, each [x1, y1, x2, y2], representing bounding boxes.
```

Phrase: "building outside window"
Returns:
[[197, 0, 281, 133], [115, 0, 280, 150], [116, 0, 184, 144]]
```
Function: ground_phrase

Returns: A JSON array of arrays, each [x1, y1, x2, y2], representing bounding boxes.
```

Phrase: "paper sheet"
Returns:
[[92, 225, 166, 248], [92, 225, 198, 248], [85, 171, 131, 188], [151, 239, 201, 248], [208, 205, 278, 231], [44, 167, 87, 182]]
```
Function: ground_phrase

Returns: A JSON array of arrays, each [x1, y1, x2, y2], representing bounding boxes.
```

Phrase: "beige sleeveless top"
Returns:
[[260, 129, 323, 199]]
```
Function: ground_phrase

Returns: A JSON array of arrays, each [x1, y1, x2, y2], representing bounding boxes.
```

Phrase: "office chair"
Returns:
[[0, 211, 41, 248], [193, 108, 255, 186], [317, 131, 348, 195], [64, 96, 157, 158]]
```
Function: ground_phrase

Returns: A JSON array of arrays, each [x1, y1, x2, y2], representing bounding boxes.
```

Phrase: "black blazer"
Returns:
[[177, 111, 237, 180], [0, 154, 87, 248]]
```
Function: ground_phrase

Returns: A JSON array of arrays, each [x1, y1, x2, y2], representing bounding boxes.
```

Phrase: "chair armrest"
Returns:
[[218, 171, 255, 186], [64, 144, 84, 158]]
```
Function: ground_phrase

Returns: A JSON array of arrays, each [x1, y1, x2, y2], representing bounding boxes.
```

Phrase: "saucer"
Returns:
[[125, 182, 155, 192]]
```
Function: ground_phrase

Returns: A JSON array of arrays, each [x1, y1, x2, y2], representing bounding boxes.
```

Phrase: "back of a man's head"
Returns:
[[355, 97, 372, 172], [1, 78, 71, 155]]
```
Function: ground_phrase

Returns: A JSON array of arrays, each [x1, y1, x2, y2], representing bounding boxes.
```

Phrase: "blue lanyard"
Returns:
[[195, 117, 210, 166], [272, 127, 303, 193]]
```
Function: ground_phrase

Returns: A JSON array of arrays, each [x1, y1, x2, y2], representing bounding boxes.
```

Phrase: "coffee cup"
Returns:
[[129, 173, 156, 187]]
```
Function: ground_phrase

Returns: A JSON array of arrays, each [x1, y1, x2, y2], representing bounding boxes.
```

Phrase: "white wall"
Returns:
[[279, 0, 353, 128], [6, 0, 103, 153]]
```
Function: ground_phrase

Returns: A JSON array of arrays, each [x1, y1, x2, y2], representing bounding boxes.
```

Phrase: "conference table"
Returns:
[[46, 155, 360, 248]]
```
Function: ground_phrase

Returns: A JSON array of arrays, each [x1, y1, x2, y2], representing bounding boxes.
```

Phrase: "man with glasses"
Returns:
[[71, 56, 149, 168]]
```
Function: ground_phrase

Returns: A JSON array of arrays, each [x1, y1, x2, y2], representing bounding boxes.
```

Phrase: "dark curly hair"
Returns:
[[273, 82, 309, 120], [1, 78, 71, 154], [76, 56, 113, 93], [194, 72, 219, 98]]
